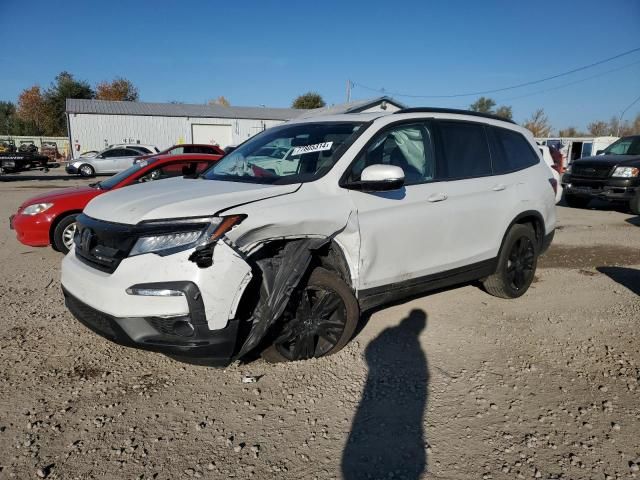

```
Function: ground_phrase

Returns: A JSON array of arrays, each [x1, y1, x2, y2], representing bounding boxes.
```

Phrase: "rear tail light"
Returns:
[[548, 178, 558, 195]]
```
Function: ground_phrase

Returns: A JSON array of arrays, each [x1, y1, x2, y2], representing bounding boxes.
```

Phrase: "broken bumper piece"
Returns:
[[63, 285, 239, 366]]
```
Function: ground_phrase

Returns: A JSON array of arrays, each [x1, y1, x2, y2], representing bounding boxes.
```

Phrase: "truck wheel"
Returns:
[[79, 164, 95, 177], [564, 193, 590, 209], [52, 214, 79, 254], [261, 267, 359, 363], [482, 224, 538, 299], [630, 193, 640, 215]]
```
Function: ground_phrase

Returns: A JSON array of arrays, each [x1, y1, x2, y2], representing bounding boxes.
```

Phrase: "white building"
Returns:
[[65, 97, 406, 158]]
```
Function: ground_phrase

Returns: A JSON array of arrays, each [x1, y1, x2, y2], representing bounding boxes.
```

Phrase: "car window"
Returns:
[[205, 122, 364, 185], [132, 146, 152, 154], [168, 146, 185, 155], [135, 161, 209, 183], [101, 148, 126, 158], [488, 126, 540, 174], [184, 145, 216, 154], [348, 123, 435, 185], [124, 148, 145, 156], [437, 121, 492, 179]]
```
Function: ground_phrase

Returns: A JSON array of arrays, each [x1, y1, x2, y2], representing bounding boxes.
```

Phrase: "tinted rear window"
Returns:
[[489, 127, 539, 174], [437, 121, 492, 179]]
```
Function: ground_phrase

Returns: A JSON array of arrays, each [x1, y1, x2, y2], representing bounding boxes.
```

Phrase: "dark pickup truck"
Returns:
[[561, 135, 640, 214]]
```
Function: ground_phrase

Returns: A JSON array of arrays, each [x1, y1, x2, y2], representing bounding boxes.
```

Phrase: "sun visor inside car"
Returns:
[[234, 237, 330, 359]]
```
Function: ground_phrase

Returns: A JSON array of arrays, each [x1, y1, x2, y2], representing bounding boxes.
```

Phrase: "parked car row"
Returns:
[[8, 108, 560, 368]]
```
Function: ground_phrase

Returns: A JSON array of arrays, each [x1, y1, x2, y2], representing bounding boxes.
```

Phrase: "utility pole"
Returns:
[[617, 93, 640, 136], [346, 80, 352, 103]]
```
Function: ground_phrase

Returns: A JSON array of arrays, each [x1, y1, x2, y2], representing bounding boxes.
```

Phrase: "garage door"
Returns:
[[191, 124, 233, 148]]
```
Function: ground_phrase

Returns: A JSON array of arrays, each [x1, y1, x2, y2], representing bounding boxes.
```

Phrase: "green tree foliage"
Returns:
[[0, 101, 17, 134], [494, 105, 513, 121], [469, 97, 496, 113], [292, 92, 326, 109], [42, 72, 94, 136], [470, 97, 512, 120]]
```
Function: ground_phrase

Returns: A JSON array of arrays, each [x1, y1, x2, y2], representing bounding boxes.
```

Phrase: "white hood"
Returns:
[[84, 177, 300, 224]]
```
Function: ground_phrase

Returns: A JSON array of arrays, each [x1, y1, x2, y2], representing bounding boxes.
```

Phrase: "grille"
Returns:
[[149, 317, 195, 337], [571, 164, 612, 179]]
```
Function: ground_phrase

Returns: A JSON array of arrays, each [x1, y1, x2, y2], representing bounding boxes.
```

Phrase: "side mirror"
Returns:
[[96, 154, 104, 159], [348, 164, 405, 192], [596, 149, 604, 155]]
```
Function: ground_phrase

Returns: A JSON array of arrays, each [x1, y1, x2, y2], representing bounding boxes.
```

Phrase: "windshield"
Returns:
[[602, 136, 640, 155], [97, 159, 157, 190], [203, 122, 365, 184]]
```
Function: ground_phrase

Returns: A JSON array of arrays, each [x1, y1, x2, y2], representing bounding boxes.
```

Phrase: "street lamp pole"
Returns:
[[616, 93, 640, 136]]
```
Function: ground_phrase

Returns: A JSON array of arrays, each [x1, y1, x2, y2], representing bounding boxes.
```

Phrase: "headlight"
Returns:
[[612, 166, 639, 178], [565, 165, 572, 174], [21, 203, 53, 215], [129, 215, 244, 256]]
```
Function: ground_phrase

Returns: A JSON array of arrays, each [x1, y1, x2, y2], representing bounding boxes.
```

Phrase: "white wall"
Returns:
[[68, 114, 286, 158]]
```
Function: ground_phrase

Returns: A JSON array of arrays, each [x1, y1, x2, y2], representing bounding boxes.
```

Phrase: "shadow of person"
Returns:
[[342, 309, 428, 479]]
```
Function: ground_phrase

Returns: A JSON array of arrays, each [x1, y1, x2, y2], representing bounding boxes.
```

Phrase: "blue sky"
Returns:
[[1, 0, 639, 130]]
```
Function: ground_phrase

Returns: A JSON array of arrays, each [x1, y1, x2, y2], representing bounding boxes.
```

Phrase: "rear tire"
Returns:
[[52, 214, 79, 254], [79, 164, 95, 177], [564, 193, 591, 209], [483, 224, 538, 299], [630, 193, 640, 215], [261, 267, 359, 363]]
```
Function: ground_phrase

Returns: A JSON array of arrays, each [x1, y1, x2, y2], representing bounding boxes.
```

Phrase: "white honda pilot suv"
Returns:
[[61, 108, 557, 365]]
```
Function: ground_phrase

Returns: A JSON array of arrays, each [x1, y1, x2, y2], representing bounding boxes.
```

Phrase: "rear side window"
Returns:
[[489, 127, 540, 174], [437, 121, 492, 179]]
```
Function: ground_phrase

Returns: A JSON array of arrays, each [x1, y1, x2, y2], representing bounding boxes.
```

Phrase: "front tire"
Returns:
[[261, 267, 359, 363], [79, 164, 95, 177], [52, 214, 78, 254], [564, 193, 591, 209], [483, 224, 538, 299]]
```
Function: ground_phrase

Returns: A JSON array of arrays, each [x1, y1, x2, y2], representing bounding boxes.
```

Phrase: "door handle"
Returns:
[[491, 184, 506, 191], [427, 193, 448, 202]]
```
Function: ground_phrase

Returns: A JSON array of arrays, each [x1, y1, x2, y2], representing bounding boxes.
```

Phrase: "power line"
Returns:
[[497, 59, 640, 102], [353, 46, 640, 99]]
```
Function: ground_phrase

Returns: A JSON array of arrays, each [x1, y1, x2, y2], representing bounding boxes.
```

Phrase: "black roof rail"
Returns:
[[394, 107, 516, 124]]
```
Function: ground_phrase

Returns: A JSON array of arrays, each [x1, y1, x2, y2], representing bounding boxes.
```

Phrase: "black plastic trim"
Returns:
[[358, 258, 497, 311]]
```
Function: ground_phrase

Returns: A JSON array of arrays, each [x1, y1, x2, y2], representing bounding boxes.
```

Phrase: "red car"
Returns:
[[10, 154, 220, 254], [134, 144, 225, 162]]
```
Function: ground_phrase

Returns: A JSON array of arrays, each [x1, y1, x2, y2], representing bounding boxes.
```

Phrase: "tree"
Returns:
[[42, 72, 94, 136], [469, 97, 496, 113], [494, 105, 513, 121], [95, 77, 138, 101], [558, 126, 583, 137], [209, 96, 230, 107], [522, 109, 552, 137], [470, 97, 512, 120], [587, 120, 609, 136], [292, 92, 325, 109], [0, 101, 17, 134], [16, 86, 46, 134]]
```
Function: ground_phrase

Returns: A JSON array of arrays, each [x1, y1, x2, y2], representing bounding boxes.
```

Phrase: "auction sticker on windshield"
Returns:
[[291, 142, 333, 156]]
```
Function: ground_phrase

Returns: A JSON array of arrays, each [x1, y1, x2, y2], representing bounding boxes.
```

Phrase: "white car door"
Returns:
[[432, 120, 511, 266], [346, 121, 457, 291]]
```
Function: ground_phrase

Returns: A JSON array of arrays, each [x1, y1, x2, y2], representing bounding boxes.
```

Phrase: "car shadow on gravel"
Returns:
[[626, 216, 640, 227], [596, 266, 640, 296], [342, 309, 428, 480]]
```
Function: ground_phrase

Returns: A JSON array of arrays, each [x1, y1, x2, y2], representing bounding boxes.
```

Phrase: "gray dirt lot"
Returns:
[[0, 170, 639, 480]]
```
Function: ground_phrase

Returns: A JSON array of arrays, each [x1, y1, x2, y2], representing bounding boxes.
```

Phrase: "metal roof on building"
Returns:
[[297, 96, 407, 118], [66, 99, 302, 121]]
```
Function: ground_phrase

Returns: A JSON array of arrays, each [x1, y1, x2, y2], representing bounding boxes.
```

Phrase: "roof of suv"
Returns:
[[290, 108, 518, 128]]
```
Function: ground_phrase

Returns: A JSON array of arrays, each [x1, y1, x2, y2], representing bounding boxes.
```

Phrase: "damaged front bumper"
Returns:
[[61, 241, 253, 364]]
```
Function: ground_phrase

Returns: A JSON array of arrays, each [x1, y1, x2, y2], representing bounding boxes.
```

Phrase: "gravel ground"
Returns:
[[1, 170, 639, 480]]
